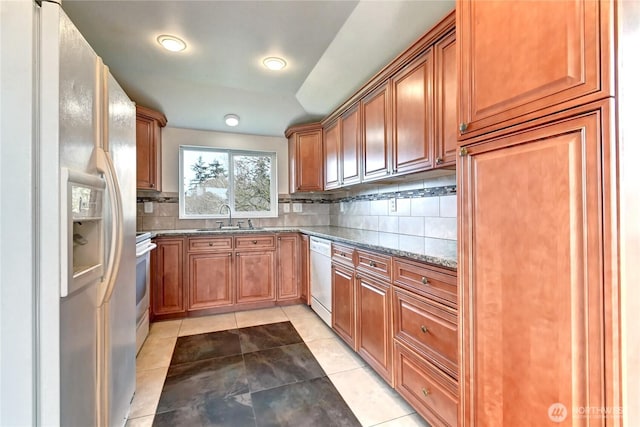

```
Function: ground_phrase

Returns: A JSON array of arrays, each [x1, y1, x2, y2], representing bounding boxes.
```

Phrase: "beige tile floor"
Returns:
[[126, 305, 429, 427]]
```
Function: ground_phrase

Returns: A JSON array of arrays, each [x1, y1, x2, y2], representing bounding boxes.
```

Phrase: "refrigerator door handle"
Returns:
[[96, 147, 123, 306]]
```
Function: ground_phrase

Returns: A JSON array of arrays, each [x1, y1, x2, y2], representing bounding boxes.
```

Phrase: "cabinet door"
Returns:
[[459, 108, 607, 426], [152, 238, 185, 316], [323, 119, 341, 190], [392, 50, 435, 175], [332, 264, 356, 349], [236, 250, 275, 303], [434, 30, 457, 168], [458, 0, 612, 140], [341, 105, 361, 186], [356, 273, 393, 386], [188, 252, 233, 310], [136, 116, 159, 190], [290, 128, 323, 192], [277, 234, 300, 301], [362, 83, 391, 182], [300, 234, 310, 305]]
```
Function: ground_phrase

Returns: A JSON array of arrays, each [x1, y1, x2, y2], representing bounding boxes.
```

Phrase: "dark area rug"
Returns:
[[152, 321, 361, 427]]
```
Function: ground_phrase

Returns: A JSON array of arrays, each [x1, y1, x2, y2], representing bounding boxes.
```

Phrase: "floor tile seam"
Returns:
[[247, 373, 330, 396], [240, 340, 307, 356], [367, 411, 419, 427], [166, 351, 246, 373]]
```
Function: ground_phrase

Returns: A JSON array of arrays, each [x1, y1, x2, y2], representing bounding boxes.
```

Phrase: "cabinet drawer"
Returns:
[[393, 258, 457, 307], [332, 244, 355, 266], [394, 342, 457, 427], [188, 237, 233, 252], [235, 235, 276, 250], [393, 287, 457, 379], [355, 250, 391, 279]]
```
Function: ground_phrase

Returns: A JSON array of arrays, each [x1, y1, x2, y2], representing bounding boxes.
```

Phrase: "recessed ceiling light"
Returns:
[[263, 57, 287, 71], [157, 35, 186, 52], [224, 114, 240, 127]]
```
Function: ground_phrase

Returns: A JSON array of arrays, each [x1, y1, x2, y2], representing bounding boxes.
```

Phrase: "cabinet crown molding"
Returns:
[[136, 105, 167, 127]]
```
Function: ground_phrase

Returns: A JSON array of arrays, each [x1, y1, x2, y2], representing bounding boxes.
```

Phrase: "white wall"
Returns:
[[161, 127, 289, 195]]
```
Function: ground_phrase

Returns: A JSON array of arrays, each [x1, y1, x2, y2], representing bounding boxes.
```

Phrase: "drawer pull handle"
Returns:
[[420, 325, 429, 333], [252, 240, 257, 244], [341, 252, 346, 257], [208, 242, 213, 246], [421, 277, 429, 285], [422, 387, 430, 397], [369, 260, 376, 267]]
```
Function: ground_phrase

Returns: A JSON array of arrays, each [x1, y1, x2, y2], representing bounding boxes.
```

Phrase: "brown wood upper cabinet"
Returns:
[[362, 83, 392, 182], [392, 49, 435, 175], [323, 119, 341, 190], [457, 0, 613, 140], [136, 105, 167, 191], [285, 123, 323, 193], [323, 105, 362, 190], [340, 105, 361, 186], [433, 30, 457, 168]]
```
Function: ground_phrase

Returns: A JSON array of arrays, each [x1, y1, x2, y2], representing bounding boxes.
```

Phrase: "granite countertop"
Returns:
[[150, 226, 457, 270]]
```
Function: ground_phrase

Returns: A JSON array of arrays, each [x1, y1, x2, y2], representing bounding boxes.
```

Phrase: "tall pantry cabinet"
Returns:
[[456, 1, 621, 426]]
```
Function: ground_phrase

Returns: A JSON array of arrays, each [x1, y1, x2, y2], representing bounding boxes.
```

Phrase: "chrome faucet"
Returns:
[[219, 203, 232, 226]]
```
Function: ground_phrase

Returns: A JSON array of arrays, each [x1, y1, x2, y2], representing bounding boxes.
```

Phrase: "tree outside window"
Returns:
[[179, 146, 277, 218]]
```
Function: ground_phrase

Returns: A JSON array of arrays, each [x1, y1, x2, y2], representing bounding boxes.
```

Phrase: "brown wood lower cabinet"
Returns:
[[235, 250, 275, 304], [394, 341, 458, 427], [459, 104, 611, 426], [188, 252, 233, 310], [331, 263, 356, 348], [152, 238, 185, 317], [152, 233, 304, 320], [356, 272, 393, 386], [277, 234, 300, 301], [393, 286, 457, 380]]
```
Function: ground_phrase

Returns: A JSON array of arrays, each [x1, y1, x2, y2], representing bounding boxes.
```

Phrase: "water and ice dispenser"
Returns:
[[61, 168, 105, 297]]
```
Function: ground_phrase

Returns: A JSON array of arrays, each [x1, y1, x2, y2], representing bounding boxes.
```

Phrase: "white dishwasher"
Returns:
[[309, 236, 332, 326]]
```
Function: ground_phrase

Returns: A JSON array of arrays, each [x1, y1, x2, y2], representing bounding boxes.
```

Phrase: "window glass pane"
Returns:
[[183, 150, 229, 215], [233, 154, 272, 212]]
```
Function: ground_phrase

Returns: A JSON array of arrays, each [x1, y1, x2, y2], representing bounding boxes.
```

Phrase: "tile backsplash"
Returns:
[[137, 173, 457, 242], [329, 174, 457, 240]]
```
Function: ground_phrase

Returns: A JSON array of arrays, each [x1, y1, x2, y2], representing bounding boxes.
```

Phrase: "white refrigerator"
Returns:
[[20, 1, 137, 426]]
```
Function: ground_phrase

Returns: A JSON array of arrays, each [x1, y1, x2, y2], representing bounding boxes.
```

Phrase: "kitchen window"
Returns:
[[179, 146, 277, 218]]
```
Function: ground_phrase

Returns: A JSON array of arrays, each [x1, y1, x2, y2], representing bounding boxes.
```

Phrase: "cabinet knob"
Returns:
[[421, 277, 429, 285], [459, 147, 469, 157], [208, 242, 213, 246], [341, 252, 346, 257], [278, 237, 281, 241], [422, 387, 431, 397], [459, 122, 468, 133], [420, 325, 429, 334], [252, 240, 257, 244], [369, 260, 376, 267], [228, 253, 232, 257], [150, 183, 155, 188], [435, 157, 443, 165]]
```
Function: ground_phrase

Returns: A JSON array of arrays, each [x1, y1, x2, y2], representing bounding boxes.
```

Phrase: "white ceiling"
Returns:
[[62, 0, 455, 137]]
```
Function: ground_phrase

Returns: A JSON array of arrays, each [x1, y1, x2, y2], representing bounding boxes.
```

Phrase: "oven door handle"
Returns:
[[136, 243, 157, 258]]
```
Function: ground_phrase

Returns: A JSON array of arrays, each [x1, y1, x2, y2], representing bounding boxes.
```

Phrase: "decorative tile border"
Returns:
[[137, 185, 456, 204], [334, 185, 456, 203]]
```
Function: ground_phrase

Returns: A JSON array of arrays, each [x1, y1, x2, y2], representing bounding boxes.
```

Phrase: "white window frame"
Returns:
[[179, 145, 278, 219]]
